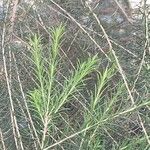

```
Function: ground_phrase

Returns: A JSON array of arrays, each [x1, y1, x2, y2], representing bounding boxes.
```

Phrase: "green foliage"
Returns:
[[25, 24, 150, 150], [27, 24, 101, 149], [1, 1, 150, 149]]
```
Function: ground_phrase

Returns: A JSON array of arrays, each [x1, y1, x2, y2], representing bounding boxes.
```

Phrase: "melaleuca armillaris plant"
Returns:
[[27, 24, 99, 149]]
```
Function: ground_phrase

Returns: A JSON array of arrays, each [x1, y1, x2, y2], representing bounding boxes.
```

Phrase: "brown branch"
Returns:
[[10, 0, 19, 33], [113, 0, 133, 24]]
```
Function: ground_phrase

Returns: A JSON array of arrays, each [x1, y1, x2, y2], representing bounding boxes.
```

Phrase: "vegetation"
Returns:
[[0, 0, 150, 150]]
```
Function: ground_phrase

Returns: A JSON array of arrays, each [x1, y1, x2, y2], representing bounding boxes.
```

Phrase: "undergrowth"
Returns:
[[8, 24, 148, 150], [0, 1, 150, 149]]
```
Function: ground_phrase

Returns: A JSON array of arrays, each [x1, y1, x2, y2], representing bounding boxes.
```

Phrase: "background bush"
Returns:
[[0, 0, 150, 150]]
